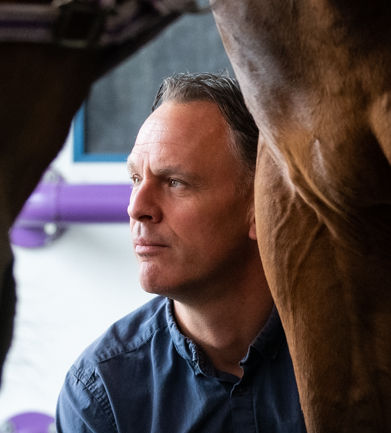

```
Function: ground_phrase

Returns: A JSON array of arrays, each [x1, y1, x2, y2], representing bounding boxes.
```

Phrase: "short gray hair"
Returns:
[[152, 72, 258, 181]]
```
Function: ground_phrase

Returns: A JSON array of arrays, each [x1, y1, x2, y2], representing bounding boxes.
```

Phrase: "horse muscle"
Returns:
[[212, 1, 391, 432]]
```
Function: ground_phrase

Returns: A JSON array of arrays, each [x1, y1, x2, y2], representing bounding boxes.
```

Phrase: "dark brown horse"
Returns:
[[212, 1, 391, 432], [0, 0, 195, 383]]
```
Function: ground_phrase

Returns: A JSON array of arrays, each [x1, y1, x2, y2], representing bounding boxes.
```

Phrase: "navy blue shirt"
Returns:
[[56, 296, 306, 433]]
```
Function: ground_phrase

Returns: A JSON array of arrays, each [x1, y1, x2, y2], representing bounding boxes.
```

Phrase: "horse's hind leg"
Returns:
[[0, 249, 15, 384], [0, 44, 99, 380]]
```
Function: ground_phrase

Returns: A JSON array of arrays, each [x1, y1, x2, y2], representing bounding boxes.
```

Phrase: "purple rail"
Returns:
[[11, 182, 131, 248]]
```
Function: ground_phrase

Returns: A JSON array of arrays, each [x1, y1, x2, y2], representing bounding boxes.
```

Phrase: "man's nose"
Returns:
[[127, 182, 162, 223]]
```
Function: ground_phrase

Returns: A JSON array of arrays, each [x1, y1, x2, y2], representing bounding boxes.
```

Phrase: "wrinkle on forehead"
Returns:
[[136, 101, 231, 148], [129, 101, 235, 168]]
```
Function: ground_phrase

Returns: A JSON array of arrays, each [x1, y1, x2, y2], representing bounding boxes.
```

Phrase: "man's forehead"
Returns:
[[128, 137, 183, 164], [135, 116, 171, 143], [127, 139, 188, 171], [127, 100, 236, 172], [136, 104, 212, 144]]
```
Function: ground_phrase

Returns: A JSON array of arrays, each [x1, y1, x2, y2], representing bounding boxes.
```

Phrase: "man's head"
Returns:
[[127, 72, 260, 302], [152, 72, 258, 190]]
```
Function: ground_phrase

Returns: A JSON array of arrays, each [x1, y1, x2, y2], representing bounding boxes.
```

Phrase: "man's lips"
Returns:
[[133, 238, 168, 255]]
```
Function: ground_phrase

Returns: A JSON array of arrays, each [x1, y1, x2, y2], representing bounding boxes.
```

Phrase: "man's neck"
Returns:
[[173, 270, 273, 378]]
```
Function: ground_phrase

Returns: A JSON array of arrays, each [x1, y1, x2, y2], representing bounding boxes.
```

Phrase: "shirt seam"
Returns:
[[71, 366, 117, 432], [94, 321, 170, 365]]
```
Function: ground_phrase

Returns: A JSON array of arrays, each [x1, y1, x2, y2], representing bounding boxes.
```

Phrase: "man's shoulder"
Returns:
[[57, 297, 174, 431], [73, 296, 168, 373]]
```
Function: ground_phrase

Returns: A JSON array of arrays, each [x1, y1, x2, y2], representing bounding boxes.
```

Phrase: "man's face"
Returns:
[[127, 100, 256, 301]]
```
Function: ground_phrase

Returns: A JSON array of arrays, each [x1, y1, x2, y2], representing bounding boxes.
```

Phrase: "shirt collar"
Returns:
[[165, 298, 285, 374], [165, 298, 203, 372], [249, 304, 285, 360]]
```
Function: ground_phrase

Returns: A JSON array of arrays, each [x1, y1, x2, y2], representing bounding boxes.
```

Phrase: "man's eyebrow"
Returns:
[[127, 159, 204, 185], [155, 165, 204, 184], [127, 158, 137, 175]]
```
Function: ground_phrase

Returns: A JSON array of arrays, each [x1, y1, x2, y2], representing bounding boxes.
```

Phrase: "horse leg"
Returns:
[[254, 136, 391, 433], [0, 44, 100, 380], [212, 1, 391, 431], [0, 225, 15, 383]]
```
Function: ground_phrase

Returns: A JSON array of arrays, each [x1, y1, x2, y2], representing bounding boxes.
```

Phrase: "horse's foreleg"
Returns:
[[255, 138, 391, 433]]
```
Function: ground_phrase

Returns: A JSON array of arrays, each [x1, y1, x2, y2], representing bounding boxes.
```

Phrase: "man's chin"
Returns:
[[141, 284, 172, 297], [139, 269, 171, 296], [139, 274, 182, 299]]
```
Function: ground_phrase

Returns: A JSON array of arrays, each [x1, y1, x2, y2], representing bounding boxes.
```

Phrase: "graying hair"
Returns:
[[152, 72, 258, 181]]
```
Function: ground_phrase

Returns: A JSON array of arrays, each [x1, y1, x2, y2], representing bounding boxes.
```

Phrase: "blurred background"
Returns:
[[0, 10, 233, 431]]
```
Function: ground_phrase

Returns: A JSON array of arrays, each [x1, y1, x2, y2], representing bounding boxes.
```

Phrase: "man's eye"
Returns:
[[130, 175, 141, 185], [168, 178, 182, 187]]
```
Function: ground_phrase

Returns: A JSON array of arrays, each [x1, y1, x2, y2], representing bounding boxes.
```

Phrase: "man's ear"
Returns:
[[248, 204, 257, 241]]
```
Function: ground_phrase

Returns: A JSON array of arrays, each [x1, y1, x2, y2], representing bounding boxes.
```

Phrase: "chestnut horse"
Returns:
[[211, 1, 391, 432]]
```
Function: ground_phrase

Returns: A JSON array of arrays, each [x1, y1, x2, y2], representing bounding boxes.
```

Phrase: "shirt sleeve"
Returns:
[[56, 366, 117, 433]]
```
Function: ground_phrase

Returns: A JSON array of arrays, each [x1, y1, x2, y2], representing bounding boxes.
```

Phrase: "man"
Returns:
[[56, 72, 306, 432]]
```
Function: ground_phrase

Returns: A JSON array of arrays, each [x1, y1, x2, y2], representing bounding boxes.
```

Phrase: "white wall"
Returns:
[[0, 132, 153, 422]]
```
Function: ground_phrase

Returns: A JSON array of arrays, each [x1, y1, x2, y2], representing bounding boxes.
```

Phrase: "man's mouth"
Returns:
[[133, 238, 168, 256]]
